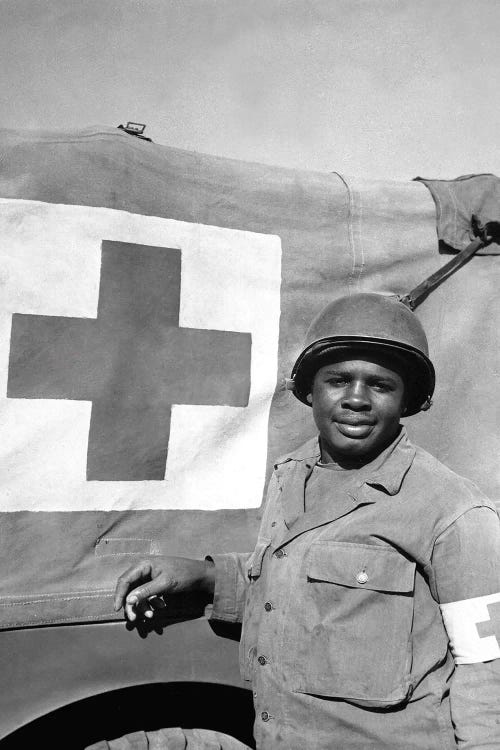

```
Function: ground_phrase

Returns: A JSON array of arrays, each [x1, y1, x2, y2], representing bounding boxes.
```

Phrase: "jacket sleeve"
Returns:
[[432, 506, 500, 748], [451, 661, 500, 750], [207, 469, 281, 624], [208, 552, 252, 624]]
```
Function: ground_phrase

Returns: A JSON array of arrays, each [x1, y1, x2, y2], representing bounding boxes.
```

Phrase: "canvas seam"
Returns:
[[0, 589, 113, 603], [332, 172, 358, 293], [0, 612, 118, 629]]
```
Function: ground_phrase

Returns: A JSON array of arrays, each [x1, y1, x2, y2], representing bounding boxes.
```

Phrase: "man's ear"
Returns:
[[306, 393, 313, 405], [400, 394, 409, 417]]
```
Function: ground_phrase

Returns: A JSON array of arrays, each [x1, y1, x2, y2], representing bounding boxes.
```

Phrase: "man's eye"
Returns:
[[371, 381, 392, 392], [327, 377, 346, 386]]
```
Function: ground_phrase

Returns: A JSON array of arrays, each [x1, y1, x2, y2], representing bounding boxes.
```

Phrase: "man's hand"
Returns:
[[113, 556, 215, 622]]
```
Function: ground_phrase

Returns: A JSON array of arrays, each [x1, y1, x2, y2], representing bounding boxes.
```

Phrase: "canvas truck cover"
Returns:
[[0, 126, 499, 630]]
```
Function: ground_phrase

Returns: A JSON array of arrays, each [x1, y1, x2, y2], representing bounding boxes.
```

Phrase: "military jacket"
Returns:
[[210, 429, 500, 749]]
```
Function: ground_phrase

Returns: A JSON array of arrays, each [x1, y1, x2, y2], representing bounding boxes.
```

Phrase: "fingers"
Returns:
[[124, 595, 164, 622], [125, 595, 152, 622], [126, 594, 166, 623], [113, 561, 153, 612], [124, 578, 170, 622], [113, 557, 186, 622]]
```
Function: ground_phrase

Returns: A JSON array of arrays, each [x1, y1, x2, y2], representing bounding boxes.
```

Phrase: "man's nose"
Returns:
[[342, 381, 371, 410]]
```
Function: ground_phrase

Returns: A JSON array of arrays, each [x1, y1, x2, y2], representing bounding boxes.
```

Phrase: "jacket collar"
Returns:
[[366, 428, 416, 495], [274, 427, 416, 497], [273, 428, 417, 548], [274, 435, 321, 469]]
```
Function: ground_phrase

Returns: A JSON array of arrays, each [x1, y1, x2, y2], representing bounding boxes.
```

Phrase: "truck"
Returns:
[[0, 125, 499, 748]]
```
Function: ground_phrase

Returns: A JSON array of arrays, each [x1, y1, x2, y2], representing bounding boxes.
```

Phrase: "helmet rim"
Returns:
[[292, 335, 435, 416]]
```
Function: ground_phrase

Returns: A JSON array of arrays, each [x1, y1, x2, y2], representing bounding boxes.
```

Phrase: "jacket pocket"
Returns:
[[239, 538, 271, 681], [293, 541, 416, 707]]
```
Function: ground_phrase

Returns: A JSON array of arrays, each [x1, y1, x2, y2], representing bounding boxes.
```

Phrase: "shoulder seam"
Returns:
[[432, 504, 498, 550]]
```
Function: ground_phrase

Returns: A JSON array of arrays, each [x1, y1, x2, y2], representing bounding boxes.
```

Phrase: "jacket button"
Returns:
[[258, 655, 268, 665], [261, 711, 270, 722], [356, 571, 369, 584], [264, 601, 273, 612], [274, 548, 286, 558]]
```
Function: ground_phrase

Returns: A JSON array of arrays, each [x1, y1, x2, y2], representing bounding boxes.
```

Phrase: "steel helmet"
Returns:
[[291, 293, 435, 416]]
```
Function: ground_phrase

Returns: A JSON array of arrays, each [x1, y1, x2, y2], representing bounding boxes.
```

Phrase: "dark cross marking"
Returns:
[[7, 241, 252, 481], [476, 601, 500, 646]]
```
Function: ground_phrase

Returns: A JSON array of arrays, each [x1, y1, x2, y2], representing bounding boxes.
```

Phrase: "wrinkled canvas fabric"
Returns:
[[415, 173, 500, 252], [0, 127, 499, 628], [85, 727, 251, 750]]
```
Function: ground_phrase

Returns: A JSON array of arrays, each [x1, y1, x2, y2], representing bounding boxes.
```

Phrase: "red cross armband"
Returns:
[[440, 594, 500, 664]]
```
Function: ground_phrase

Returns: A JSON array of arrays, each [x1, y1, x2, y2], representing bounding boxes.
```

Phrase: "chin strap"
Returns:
[[398, 219, 500, 311]]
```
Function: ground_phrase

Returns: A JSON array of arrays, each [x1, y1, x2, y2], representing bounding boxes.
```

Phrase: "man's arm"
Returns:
[[113, 552, 253, 624], [451, 661, 500, 749], [207, 469, 282, 624], [207, 553, 252, 624], [113, 472, 281, 623], [432, 507, 500, 749], [113, 556, 216, 621]]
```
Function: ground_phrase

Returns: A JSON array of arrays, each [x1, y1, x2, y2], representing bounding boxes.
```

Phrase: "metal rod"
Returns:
[[399, 237, 485, 311]]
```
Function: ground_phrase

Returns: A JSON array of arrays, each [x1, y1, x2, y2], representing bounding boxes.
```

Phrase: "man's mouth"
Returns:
[[335, 419, 375, 439]]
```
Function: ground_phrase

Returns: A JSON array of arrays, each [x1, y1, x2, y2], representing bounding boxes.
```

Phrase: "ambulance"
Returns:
[[0, 125, 498, 748]]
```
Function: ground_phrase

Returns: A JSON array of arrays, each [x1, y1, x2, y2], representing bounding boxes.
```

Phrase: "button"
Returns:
[[261, 711, 270, 722], [264, 601, 273, 612], [274, 548, 286, 558], [356, 571, 369, 584], [257, 655, 268, 665]]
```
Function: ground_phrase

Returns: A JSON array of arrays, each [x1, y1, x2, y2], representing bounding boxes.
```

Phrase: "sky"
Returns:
[[1, 0, 499, 180]]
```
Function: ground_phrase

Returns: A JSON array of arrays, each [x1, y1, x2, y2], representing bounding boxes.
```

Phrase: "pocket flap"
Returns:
[[307, 542, 415, 593], [247, 539, 271, 579]]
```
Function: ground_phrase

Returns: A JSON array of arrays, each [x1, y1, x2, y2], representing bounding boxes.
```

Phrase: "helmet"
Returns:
[[291, 293, 435, 416]]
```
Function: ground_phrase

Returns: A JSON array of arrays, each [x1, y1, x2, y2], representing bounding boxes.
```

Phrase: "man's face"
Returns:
[[308, 350, 406, 464]]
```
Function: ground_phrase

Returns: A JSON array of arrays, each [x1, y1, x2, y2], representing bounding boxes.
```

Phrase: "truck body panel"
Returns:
[[0, 126, 499, 740]]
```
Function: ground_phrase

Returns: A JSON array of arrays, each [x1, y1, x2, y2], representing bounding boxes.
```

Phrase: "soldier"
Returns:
[[114, 293, 500, 750]]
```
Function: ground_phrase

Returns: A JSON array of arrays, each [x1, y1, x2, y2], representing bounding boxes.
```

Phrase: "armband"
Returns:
[[441, 592, 500, 664]]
